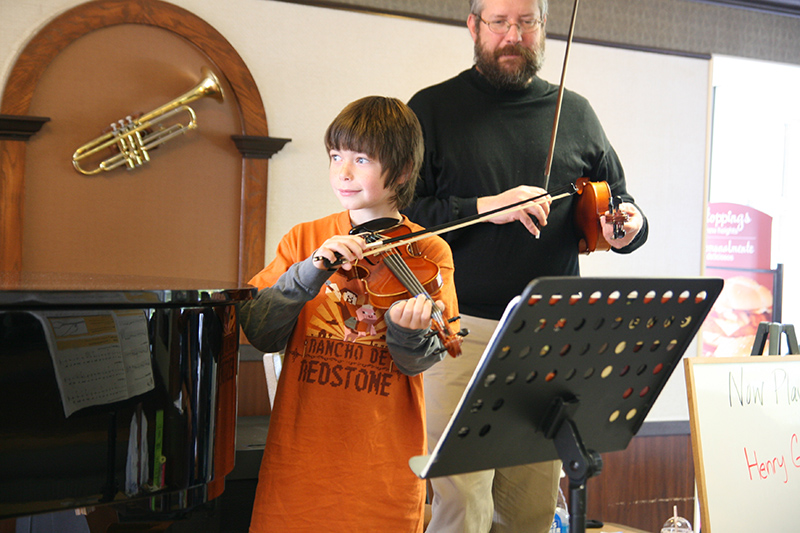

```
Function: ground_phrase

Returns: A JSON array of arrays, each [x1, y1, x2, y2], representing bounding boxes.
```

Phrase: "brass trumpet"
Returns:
[[72, 67, 225, 175]]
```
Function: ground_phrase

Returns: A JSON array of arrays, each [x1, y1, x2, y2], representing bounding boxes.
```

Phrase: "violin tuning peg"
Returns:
[[424, 329, 437, 339], [447, 315, 461, 324], [458, 328, 470, 338]]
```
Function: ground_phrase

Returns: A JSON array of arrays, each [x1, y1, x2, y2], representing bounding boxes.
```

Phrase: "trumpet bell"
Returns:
[[72, 67, 226, 176], [195, 67, 225, 104]]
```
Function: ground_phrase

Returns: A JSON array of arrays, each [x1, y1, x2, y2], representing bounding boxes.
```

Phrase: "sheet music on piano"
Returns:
[[34, 309, 155, 417]]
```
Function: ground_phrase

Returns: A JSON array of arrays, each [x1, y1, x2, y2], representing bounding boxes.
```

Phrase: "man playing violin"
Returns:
[[240, 96, 460, 532], [403, 0, 648, 531]]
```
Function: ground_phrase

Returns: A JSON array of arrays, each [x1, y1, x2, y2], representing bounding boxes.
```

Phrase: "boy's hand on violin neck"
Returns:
[[312, 234, 367, 271], [601, 202, 643, 249], [389, 295, 445, 331], [477, 185, 551, 237]]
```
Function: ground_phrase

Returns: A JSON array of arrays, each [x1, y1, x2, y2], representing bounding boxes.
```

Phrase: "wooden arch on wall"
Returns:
[[0, 0, 269, 283]]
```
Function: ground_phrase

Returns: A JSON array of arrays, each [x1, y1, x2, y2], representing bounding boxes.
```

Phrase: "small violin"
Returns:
[[574, 177, 629, 254], [337, 219, 467, 358]]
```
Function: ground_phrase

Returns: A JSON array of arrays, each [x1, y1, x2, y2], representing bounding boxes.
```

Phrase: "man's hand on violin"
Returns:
[[477, 185, 551, 237], [601, 202, 644, 249], [390, 295, 445, 331], [312, 234, 366, 271]]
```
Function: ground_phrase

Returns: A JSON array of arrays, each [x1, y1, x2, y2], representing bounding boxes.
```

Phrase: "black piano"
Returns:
[[0, 272, 255, 525]]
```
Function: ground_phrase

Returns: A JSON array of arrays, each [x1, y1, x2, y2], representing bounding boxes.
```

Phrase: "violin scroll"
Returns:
[[427, 316, 469, 358]]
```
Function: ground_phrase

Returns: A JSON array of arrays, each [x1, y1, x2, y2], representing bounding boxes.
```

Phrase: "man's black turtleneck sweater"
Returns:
[[404, 67, 648, 320]]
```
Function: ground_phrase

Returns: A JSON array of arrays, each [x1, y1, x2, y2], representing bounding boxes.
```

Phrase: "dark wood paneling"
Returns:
[[0, 139, 25, 272], [572, 433, 695, 533]]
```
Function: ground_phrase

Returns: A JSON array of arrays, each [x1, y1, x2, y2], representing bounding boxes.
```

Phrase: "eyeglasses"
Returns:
[[478, 16, 544, 35]]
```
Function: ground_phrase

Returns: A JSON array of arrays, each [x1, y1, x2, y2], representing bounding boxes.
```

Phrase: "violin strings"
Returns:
[[362, 233, 424, 295], [380, 248, 448, 327], [381, 248, 425, 296]]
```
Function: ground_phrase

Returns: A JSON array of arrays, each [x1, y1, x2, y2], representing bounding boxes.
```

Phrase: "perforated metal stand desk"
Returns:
[[409, 277, 723, 533]]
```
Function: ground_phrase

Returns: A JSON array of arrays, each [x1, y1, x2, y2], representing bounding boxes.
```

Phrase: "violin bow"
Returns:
[[542, 0, 581, 190], [361, 183, 577, 258], [316, 184, 577, 267]]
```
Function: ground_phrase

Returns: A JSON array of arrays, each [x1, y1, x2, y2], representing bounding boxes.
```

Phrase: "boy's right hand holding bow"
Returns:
[[312, 234, 367, 271]]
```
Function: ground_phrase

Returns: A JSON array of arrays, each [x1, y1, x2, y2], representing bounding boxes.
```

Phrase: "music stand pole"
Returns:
[[543, 396, 602, 533]]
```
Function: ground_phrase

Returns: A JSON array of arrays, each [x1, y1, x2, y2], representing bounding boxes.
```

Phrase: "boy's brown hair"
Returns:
[[324, 96, 423, 211]]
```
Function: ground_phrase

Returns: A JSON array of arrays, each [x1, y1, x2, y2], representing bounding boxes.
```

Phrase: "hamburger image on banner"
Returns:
[[702, 275, 773, 357]]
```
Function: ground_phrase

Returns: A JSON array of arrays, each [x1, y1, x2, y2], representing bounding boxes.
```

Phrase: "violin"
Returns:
[[337, 219, 467, 358], [574, 177, 630, 254]]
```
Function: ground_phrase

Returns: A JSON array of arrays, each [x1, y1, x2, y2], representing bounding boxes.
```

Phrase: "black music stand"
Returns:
[[409, 276, 723, 533]]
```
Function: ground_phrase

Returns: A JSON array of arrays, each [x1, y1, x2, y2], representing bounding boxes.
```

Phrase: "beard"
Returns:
[[474, 31, 545, 90]]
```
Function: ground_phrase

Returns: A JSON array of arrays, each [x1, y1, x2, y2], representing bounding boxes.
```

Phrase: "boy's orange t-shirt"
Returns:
[[248, 211, 458, 533]]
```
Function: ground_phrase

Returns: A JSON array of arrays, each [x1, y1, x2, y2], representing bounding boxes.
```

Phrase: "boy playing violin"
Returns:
[[240, 96, 460, 532]]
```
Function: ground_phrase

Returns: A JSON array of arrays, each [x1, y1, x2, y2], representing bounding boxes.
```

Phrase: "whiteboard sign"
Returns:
[[685, 356, 800, 532]]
